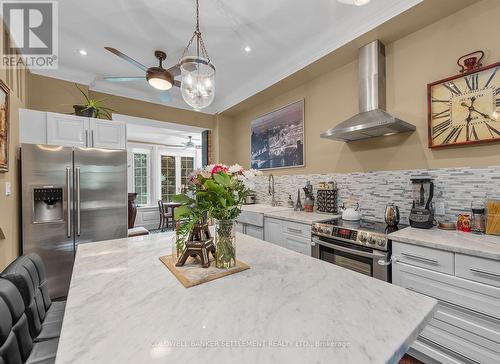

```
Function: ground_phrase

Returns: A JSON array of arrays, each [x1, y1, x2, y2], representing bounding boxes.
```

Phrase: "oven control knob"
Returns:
[[359, 233, 367, 243], [377, 239, 386, 247], [312, 225, 317, 233], [368, 235, 376, 244]]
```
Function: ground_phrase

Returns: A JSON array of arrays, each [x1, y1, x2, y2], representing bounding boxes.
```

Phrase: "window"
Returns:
[[180, 156, 194, 193], [133, 153, 149, 205], [128, 141, 201, 206], [161, 155, 176, 202]]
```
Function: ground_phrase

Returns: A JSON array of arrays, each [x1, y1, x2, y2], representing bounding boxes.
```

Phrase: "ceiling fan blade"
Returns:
[[104, 76, 145, 82], [159, 90, 172, 103], [173, 80, 181, 88], [104, 47, 148, 72], [167, 64, 181, 77]]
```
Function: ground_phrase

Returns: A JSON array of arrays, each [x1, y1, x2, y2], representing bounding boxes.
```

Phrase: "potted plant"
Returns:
[[72, 84, 115, 119], [173, 164, 261, 268]]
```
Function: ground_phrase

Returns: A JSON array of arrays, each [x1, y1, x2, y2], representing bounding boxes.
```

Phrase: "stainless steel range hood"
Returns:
[[321, 40, 415, 142]]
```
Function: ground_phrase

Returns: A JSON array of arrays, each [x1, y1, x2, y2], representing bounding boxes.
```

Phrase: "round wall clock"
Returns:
[[428, 61, 500, 148]]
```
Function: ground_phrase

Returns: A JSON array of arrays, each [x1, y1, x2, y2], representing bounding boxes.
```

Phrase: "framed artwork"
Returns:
[[0, 80, 9, 172], [250, 99, 304, 170], [428, 61, 500, 148]]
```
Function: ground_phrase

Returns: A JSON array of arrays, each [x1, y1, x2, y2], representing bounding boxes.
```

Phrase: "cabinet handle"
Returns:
[[470, 268, 500, 279], [419, 336, 481, 364], [401, 252, 438, 265], [287, 227, 302, 234], [91, 130, 94, 147], [85, 130, 88, 147]]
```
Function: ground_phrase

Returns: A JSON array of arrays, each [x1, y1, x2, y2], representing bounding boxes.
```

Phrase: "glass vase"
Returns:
[[215, 219, 236, 269]]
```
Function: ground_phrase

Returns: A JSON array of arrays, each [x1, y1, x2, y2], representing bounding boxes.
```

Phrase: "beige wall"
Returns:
[[223, 0, 500, 176], [0, 22, 28, 270], [28, 74, 216, 130]]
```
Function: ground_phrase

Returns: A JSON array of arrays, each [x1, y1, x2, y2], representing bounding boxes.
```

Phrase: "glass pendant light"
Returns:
[[179, 0, 216, 111]]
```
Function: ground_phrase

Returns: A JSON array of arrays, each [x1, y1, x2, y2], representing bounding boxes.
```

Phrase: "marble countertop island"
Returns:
[[56, 232, 436, 364], [389, 227, 500, 260]]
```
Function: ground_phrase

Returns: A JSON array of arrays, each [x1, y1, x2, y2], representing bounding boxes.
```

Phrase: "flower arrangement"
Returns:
[[173, 163, 262, 268]]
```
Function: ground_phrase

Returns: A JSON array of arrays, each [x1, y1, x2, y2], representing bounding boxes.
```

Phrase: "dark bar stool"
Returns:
[[1, 255, 64, 341], [0, 278, 58, 364]]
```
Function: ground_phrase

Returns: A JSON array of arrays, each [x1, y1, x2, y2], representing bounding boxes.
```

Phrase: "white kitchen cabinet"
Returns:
[[392, 241, 500, 364], [245, 224, 264, 240], [89, 119, 126, 149], [235, 221, 245, 234], [19, 109, 46, 144], [264, 217, 311, 255], [284, 235, 310, 255], [264, 217, 284, 247], [47, 112, 90, 147], [236, 211, 264, 240], [20, 109, 127, 150]]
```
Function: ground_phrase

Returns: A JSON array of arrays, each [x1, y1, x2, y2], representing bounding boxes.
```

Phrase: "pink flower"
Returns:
[[211, 164, 229, 174]]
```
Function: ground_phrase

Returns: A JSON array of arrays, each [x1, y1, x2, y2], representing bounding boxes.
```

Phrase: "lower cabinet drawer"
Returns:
[[434, 301, 500, 348], [281, 220, 310, 239], [393, 241, 454, 275], [418, 321, 500, 364], [393, 262, 500, 320], [456, 254, 500, 289], [283, 234, 310, 255], [245, 224, 264, 240]]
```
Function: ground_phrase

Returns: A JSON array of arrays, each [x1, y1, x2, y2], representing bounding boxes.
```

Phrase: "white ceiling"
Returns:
[[31, 0, 422, 114]]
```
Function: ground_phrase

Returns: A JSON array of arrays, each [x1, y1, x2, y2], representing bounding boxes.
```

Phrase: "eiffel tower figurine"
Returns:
[[176, 222, 216, 268]]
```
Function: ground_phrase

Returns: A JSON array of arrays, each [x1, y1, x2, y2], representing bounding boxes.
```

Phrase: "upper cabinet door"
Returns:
[[89, 119, 126, 150], [19, 109, 47, 144], [46, 113, 89, 147]]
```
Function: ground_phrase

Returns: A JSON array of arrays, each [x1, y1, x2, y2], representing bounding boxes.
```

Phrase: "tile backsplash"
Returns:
[[253, 166, 500, 224]]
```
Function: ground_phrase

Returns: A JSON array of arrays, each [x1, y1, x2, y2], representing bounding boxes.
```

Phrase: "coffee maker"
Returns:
[[409, 178, 434, 229]]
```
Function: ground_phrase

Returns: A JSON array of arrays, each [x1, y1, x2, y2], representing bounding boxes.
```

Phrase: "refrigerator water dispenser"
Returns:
[[33, 187, 64, 223]]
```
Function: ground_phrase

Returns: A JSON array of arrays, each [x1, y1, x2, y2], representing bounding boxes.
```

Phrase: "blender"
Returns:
[[409, 178, 434, 229]]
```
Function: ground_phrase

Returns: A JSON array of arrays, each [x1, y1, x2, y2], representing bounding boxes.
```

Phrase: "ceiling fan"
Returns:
[[103, 47, 181, 102], [182, 136, 201, 149]]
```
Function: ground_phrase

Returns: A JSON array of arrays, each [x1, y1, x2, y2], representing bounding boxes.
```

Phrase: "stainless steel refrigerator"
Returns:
[[21, 143, 128, 298]]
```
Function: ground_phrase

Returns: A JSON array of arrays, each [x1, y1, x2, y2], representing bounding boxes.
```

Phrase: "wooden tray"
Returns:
[[159, 255, 250, 288]]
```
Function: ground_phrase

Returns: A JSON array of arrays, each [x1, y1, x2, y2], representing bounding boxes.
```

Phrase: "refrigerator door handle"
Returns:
[[66, 167, 71, 238], [91, 130, 94, 147], [85, 130, 89, 147], [76, 167, 81, 236]]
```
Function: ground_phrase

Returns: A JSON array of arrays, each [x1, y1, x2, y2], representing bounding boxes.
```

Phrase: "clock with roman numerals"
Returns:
[[428, 61, 500, 148]]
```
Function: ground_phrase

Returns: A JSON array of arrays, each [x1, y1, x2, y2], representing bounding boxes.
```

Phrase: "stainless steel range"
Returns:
[[311, 219, 405, 282]]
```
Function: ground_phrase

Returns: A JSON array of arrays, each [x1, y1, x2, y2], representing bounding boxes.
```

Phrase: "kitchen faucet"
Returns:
[[268, 174, 278, 206]]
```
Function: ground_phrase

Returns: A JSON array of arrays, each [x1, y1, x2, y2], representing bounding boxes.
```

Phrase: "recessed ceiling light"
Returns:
[[244, 45, 251, 53], [79, 49, 87, 56]]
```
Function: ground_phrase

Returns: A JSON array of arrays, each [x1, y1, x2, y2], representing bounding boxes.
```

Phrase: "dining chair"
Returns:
[[158, 200, 173, 231]]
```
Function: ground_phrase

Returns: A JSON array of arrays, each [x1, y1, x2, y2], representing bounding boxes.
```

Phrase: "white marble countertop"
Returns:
[[242, 204, 339, 225], [56, 232, 436, 364], [264, 209, 340, 225], [389, 227, 500, 260], [241, 204, 290, 214]]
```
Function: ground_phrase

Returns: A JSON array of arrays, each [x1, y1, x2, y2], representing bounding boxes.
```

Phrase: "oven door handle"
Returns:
[[311, 238, 386, 259]]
